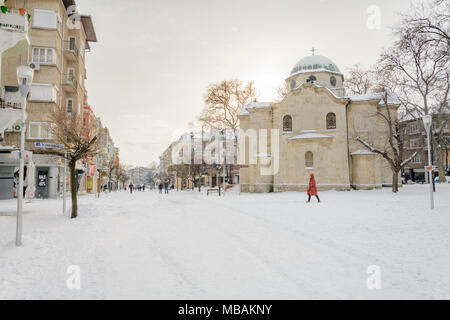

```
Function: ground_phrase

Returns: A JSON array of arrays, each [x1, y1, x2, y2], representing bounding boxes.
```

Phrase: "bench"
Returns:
[[207, 188, 220, 196]]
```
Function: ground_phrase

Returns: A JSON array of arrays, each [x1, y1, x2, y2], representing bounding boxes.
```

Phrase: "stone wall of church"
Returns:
[[239, 107, 274, 193], [347, 101, 401, 188], [285, 71, 345, 96], [272, 84, 351, 192]]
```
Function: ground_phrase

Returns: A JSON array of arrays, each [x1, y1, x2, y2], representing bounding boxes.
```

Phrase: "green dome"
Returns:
[[290, 55, 341, 75]]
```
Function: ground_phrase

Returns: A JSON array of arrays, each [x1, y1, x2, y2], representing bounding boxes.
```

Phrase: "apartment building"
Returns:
[[1, 0, 97, 199], [400, 114, 450, 183], [0, 0, 30, 200]]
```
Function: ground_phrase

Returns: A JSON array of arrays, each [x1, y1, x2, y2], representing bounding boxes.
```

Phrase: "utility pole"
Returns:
[[16, 66, 34, 246], [423, 115, 435, 210]]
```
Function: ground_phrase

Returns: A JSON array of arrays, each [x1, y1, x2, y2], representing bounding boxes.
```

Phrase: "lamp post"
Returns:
[[16, 65, 34, 246], [423, 115, 434, 210]]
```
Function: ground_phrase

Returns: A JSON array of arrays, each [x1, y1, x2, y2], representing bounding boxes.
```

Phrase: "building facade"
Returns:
[[400, 114, 450, 183], [239, 54, 398, 193], [0, 0, 97, 199]]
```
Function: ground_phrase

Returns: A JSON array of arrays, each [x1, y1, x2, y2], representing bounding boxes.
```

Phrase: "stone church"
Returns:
[[239, 53, 400, 193]]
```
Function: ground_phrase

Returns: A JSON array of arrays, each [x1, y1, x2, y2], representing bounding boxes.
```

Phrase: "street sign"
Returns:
[[425, 166, 438, 172], [35, 142, 65, 149]]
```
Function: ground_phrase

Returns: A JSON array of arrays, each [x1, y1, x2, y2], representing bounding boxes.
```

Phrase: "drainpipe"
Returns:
[[345, 100, 352, 188]]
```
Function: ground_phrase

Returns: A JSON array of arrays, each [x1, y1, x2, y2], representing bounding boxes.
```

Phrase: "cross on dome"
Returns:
[[310, 47, 317, 55]]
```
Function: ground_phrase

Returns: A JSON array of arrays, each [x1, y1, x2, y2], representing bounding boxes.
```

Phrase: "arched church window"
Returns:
[[290, 79, 296, 90], [307, 75, 317, 83], [330, 76, 337, 87], [283, 115, 292, 132], [326, 112, 337, 130], [305, 151, 314, 168]]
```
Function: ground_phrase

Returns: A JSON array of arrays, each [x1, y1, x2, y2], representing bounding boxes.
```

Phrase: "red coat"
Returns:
[[307, 176, 318, 196]]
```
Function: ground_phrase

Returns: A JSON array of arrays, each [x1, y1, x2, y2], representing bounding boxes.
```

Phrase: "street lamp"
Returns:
[[423, 115, 434, 210], [16, 65, 34, 246]]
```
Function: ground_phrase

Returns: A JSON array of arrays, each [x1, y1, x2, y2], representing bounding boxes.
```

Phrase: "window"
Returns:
[[326, 113, 337, 130], [305, 151, 314, 168], [69, 37, 76, 51], [290, 79, 296, 90], [29, 84, 57, 102], [411, 154, 423, 164], [307, 75, 317, 83], [33, 9, 58, 29], [330, 76, 337, 87], [409, 123, 420, 134], [283, 115, 293, 132], [28, 122, 51, 140], [32, 47, 56, 65], [66, 99, 73, 114], [410, 138, 421, 149]]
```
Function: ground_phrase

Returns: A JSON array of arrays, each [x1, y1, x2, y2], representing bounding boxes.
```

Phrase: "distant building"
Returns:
[[400, 114, 450, 183]]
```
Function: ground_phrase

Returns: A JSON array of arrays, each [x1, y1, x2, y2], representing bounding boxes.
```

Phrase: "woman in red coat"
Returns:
[[307, 174, 321, 203]]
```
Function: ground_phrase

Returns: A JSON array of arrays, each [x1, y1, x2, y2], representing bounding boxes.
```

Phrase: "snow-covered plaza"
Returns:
[[1, 185, 450, 300]]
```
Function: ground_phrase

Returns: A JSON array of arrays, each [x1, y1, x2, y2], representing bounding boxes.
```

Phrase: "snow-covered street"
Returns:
[[1, 185, 450, 300]]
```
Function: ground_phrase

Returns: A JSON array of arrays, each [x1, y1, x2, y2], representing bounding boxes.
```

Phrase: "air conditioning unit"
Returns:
[[29, 62, 40, 71], [12, 124, 22, 132]]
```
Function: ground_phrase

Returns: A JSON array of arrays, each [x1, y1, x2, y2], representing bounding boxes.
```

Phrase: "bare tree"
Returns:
[[274, 81, 289, 101], [104, 158, 117, 191], [401, 0, 449, 47], [116, 164, 130, 189], [356, 91, 418, 193], [380, 2, 450, 181], [198, 79, 258, 131], [345, 64, 376, 95], [44, 107, 100, 218]]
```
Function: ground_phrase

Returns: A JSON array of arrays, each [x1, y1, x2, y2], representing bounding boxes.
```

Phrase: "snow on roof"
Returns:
[[348, 92, 400, 106], [288, 130, 333, 140], [239, 108, 250, 116], [350, 149, 376, 156], [245, 102, 271, 109], [240, 102, 271, 117], [290, 54, 341, 76]]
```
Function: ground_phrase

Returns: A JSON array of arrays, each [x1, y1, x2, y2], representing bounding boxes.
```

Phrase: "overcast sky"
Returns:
[[77, 0, 414, 167]]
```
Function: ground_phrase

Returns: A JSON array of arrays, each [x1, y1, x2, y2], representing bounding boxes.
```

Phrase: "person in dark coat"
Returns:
[[129, 183, 134, 194], [158, 182, 163, 194], [164, 180, 169, 194], [307, 174, 320, 203]]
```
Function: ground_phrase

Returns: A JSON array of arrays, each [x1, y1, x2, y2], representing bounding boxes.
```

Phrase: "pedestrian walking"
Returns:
[[129, 183, 134, 194], [306, 174, 320, 203], [158, 182, 163, 194], [164, 180, 169, 194]]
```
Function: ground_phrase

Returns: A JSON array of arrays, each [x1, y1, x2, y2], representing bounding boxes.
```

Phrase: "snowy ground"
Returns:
[[1, 184, 450, 300]]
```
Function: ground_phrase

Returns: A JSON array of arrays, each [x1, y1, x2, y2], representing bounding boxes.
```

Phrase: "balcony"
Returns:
[[63, 74, 78, 92], [64, 41, 79, 61], [0, 8, 29, 55], [0, 99, 23, 133]]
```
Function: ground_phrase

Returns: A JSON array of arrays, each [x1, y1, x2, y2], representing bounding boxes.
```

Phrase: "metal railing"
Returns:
[[64, 74, 78, 90], [64, 41, 79, 58]]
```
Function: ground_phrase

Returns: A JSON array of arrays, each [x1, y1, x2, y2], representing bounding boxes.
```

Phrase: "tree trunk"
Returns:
[[433, 137, 447, 183], [69, 160, 78, 219], [392, 170, 399, 193]]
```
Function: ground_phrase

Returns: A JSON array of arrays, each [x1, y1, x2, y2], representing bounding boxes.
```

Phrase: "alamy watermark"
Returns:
[[366, 5, 381, 30], [66, 265, 81, 290], [366, 265, 381, 290], [171, 129, 280, 176]]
